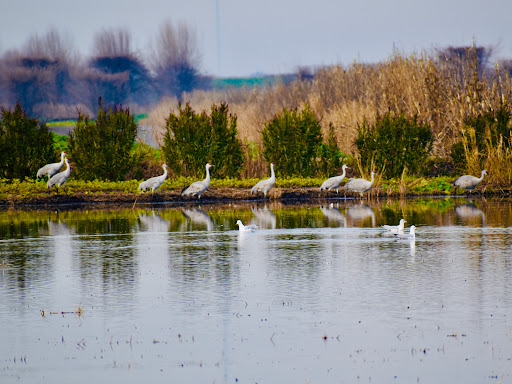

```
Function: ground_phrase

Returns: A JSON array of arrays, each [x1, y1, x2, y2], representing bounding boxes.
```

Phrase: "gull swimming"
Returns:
[[394, 225, 416, 240], [382, 218, 406, 233], [236, 220, 258, 232]]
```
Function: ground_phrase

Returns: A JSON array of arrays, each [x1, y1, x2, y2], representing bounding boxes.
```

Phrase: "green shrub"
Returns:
[[261, 104, 324, 177], [162, 102, 245, 178], [317, 123, 346, 177], [53, 133, 69, 153], [68, 99, 138, 181], [355, 112, 433, 178], [0, 102, 55, 179]]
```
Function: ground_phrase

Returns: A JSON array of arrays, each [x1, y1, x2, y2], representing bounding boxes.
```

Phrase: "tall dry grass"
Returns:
[[144, 48, 512, 178]]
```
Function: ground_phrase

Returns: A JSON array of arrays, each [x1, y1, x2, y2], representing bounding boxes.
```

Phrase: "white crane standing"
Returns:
[[138, 164, 168, 193], [37, 151, 66, 180], [251, 162, 275, 198], [453, 170, 487, 195], [344, 171, 376, 198], [47, 157, 71, 194], [320, 164, 349, 194], [181, 163, 214, 199]]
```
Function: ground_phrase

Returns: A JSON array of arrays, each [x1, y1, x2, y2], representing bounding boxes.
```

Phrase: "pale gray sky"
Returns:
[[1, 0, 511, 77]]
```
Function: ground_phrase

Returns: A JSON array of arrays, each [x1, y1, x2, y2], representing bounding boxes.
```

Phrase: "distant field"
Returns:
[[47, 113, 149, 131], [212, 74, 297, 89]]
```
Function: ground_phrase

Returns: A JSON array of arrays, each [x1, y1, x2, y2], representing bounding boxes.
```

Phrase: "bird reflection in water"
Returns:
[[138, 211, 169, 232], [347, 203, 375, 227], [47, 217, 71, 236], [251, 204, 276, 229], [181, 206, 213, 231], [320, 203, 347, 227], [454, 202, 485, 225]]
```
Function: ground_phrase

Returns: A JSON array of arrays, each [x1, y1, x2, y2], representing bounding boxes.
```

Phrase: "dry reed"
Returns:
[[144, 48, 512, 179]]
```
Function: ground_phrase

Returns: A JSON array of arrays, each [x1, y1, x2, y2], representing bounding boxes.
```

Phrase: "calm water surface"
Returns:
[[1, 197, 511, 383]]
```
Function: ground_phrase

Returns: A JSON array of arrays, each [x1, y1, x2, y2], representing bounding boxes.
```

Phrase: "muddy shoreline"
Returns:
[[0, 187, 326, 208], [1, 186, 502, 209]]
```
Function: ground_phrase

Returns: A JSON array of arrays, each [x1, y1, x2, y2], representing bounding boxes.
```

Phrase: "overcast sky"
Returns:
[[1, 0, 511, 77]]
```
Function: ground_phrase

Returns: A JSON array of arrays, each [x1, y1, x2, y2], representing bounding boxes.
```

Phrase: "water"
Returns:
[[1, 198, 511, 383]]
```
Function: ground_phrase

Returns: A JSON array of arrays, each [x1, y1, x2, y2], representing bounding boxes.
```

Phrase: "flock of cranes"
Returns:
[[36, 152, 489, 199]]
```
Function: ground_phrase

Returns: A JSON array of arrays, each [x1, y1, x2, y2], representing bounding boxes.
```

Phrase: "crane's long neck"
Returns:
[[205, 165, 211, 184], [64, 159, 71, 176], [59, 152, 66, 166], [369, 172, 375, 185], [162, 165, 168, 179], [479, 171, 486, 181], [270, 164, 275, 180], [340, 166, 346, 179]]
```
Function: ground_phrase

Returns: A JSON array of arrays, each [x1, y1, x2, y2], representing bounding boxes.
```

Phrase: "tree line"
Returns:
[[0, 23, 209, 120]]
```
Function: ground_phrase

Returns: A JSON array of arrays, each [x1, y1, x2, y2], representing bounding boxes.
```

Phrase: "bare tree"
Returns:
[[90, 27, 155, 106], [0, 29, 81, 116], [93, 28, 133, 58], [150, 20, 202, 97], [151, 21, 200, 69], [23, 28, 74, 61]]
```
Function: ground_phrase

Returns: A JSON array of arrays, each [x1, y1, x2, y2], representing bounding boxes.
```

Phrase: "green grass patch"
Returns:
[[0, 175, 467, 201]]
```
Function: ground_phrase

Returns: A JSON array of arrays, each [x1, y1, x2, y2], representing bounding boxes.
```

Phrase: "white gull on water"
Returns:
[[236, 220, 258, 232], [382, 218, 406, 233]]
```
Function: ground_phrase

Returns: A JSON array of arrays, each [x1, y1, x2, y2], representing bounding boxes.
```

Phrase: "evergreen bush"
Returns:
[[317, 123, 346, 177], [162, 102, 244, 178], [261, 104, 325, 177], [355, 112, 433, 178], [68, 99, 138, 181], [0, 102, 55, 179]]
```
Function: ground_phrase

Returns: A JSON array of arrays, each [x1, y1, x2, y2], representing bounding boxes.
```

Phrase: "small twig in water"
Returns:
[[270, 332, 276, 345]]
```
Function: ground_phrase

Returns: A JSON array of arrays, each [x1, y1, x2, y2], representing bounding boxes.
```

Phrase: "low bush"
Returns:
[[161, 102, 245, 178], [317, 123, 347, 177], [262, 104, 340, 177], [68, 98, 138, 181], [355, 112, 434, 178], [0, 102, 55, 179]]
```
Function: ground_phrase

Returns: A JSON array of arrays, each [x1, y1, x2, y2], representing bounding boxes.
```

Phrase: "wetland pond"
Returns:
[[1, 197, 512, 383]]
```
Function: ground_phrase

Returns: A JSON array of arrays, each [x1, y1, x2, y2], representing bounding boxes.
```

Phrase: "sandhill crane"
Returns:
[[320, 164, 349, 194], [345, 171, 376, 198], [453, 170, 487, 194], [251, 162, 275, 198], [181, 163, 214, 199], [37, 151, 66, 179], [382, 218, 406, 233], [47, 157, 71, 193], [139, 164, 168, 192], [236, 220, 258, 232]]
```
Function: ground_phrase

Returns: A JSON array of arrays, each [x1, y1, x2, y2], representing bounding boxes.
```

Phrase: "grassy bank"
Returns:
[[0, 176, 506, 206]]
